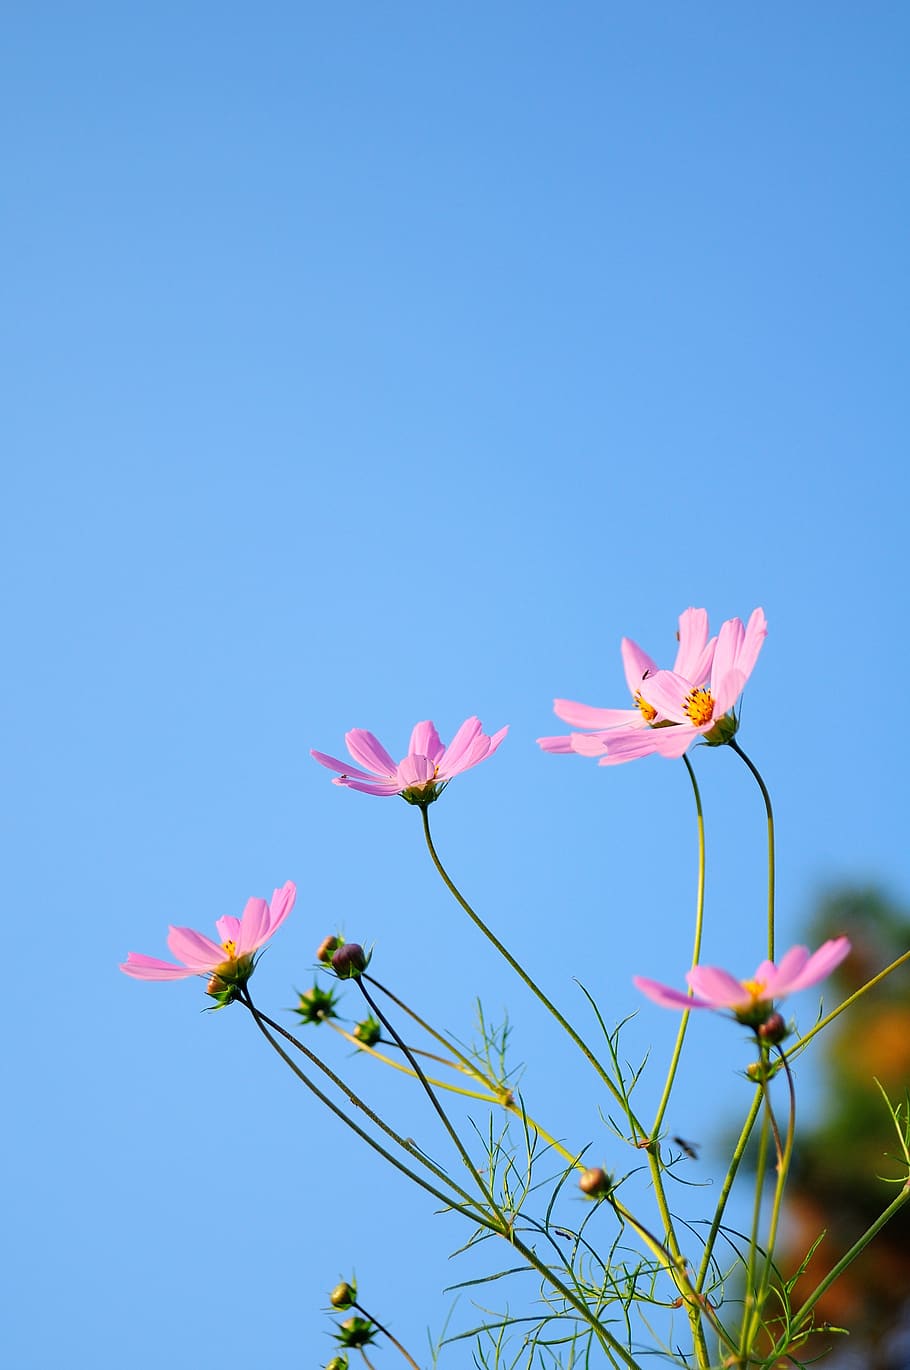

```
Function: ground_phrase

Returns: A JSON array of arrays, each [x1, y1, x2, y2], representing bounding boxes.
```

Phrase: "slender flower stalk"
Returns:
[[729, 739, 777, 960], [348, 1300, 421, 1370], [650, 753, 706, 1140]]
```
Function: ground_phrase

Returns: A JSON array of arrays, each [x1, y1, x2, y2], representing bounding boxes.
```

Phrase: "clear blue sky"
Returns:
[[4, 4, 909, 1365]]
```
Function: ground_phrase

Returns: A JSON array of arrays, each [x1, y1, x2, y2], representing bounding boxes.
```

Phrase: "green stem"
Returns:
[[729, 740, 775, 961], [651, 754, 707, 1139], [421, 806, 628, 1115], [239, 989, 491, 1226], [745, 1048, 797, 1361], [356, 979, 504, 1218], [420, 807, 699, 1365], [739, 1070, 772, 1361], [365, 972, 500, 1086], [696, 1086, 764, 1297]]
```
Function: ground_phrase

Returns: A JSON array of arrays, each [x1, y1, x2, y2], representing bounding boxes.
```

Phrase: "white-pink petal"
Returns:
[[553, 699, 639, 730]]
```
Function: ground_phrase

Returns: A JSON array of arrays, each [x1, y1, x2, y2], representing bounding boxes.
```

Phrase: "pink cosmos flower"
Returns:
[[537, 607, 715, 759], [633, 938, 851, 1027], [120, 881, 297, 992], [311, 717, 508, 804], [539, 607, 767, 766]]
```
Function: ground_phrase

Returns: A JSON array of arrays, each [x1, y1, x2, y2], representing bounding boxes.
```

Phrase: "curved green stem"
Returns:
[[743, 1048, 797, 1360], [729, 740, 775, 961], [651, 754, 707, 1139], [365, 973, 493, 1083], [739, 1061, 773, 1360]]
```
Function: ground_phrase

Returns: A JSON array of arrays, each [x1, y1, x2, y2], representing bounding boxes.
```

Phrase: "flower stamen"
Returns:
[[684, 688, 715, 727], [634, 691, 658, 723]]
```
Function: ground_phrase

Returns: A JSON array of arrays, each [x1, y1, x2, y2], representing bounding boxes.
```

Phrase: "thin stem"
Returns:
[[696, 1087, 764, 1295], [739, 1050, 774, 1360], [327, 1019, 502, 1104], [421, 806, 710, 1361], [729, 740, 775, 961], [352, 1300, 421, 1370], [365, 973, 491, 1083], [651, 753, 707, 1139], [239, 989, 494, 1229], [421, 807, 631, 1117], [356, 978, 504, 1218], [754, 1051, 797, 1319]]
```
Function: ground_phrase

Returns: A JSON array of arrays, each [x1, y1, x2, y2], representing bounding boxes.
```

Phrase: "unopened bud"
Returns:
[[317, 935, 343, 964], [332, 942, 368, 979], [757, 1012, 788, 1045], [325, 1358, 349, 1370], [578, 1166, 612, 1198], [336, 1315, 376, 1348], [330, 1281, 356, 1310], [353, 1015, 382, 1046]]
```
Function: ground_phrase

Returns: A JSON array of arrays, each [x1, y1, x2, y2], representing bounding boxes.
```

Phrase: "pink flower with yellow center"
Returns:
[[120, 881, 296, 991], [633, 938, 850, 1027], [538, 607, 716, 759], [311, 717, 507, 804]]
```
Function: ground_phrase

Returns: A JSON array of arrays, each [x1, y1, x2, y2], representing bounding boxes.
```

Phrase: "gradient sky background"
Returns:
[[4, 4, 909, 1367]]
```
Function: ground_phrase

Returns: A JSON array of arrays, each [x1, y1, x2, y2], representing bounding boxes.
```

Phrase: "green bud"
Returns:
[[325, 1358, 349, 1370], [578, 1166, 612, 1198], [295, 984, 339, 1025], [336, 1315, 376, 1349], [702, 710, 740, 747], [353, 1015, 382, 1047], [330, 1280, 356, 1310]]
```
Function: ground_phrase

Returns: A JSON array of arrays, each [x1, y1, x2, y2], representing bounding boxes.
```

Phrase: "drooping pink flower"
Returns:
[[120, 882, 297, 993], [311, 717, 507, 804], [537, 607, 715, 759], [633, 938, 851, 1027]]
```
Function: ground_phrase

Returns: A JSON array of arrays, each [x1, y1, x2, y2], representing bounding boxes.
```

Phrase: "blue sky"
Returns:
[[4, 4, 909, 1366]]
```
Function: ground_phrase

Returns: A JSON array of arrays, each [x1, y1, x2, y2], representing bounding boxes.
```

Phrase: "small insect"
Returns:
[[672, 1136, 700, 1160]]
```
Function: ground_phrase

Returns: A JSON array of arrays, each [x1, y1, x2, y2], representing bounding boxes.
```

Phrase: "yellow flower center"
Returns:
[[684, 688, 715, 727], [740, 978, 767, 1001], [634, 690, 657, 723], [221, 938, 237, 959]]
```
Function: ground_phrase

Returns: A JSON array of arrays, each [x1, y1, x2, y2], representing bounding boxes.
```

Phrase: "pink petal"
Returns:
[[344, 729, 399, 777], [267, 881, 296, 934], [437, 717, 483, 773], [710, 617, 745, 693], [537, 734, 578, 754], [397, 754, 437, 787], [336, 777, 402, 796], [166, 925, 224, 970], [632, 671, 692, 724], [553, 699, 639, 729], [408, 721, 444, 762], [310, 750, 378, 782], [597, 730, 668, 765], [570, 731, 611, 756], [215, 914, 243, 944], [645, 726, 698, 758], [734, 607, 767, 682], [757, 947, 809, 996], [686, 965, 750, 1009], [120, 953, 196, 980], [778, 937, 850, 994], [711, 668, 746, 719], [237, 897, 270, 953], [673, 608, 710, 679], [621, 638, 659, 695], [633, 976, 710, 1010]]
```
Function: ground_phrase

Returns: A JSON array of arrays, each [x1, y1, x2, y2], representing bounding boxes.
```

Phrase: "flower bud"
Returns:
[[353, 1015, 382, 1047], [332, 942, 368, 979], [578, 1166, 612, 1198], [325, 1358, 349, 1370], [295, 984, 339, 1025], [336, 1315, 376, 1348], [317, 935, 344, 964], [330, 1281, 356, 1310], [757, 1012, 788, 1045]]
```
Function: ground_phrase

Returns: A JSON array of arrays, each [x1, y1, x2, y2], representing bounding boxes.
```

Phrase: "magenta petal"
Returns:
[[338, 777, 402, 796], [710, 617, 745, 691], [437, 717, 483, 773], [759, 946, 809, 995], [553, 699, 637, 729], [633, 976, 709, 1010], [166, 925, 224, 969], [344, 729, 398, 777], [712, 668, 746, 718], [621, 638, 659, 695], [598, 730, 667, 764], [215, 914, 243, 945], [397, 754, 436, 787], [237, 897, 270, 953], [635, 671, 691, 723], [686, 965, 749, 1009], [310, 750, 377, 781], [120, 953, 195, 980], [408, 721, 443, 762]]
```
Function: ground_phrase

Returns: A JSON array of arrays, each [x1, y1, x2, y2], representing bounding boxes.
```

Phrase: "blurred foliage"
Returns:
[[784, 886, 910, 1368]]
